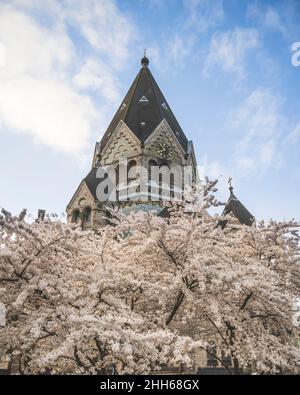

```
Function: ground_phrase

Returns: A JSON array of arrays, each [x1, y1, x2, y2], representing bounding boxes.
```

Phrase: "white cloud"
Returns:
[[229, 88, 284, 176], [149, 0, 224, 73], [0, 5, 74, 76], [140, 0, 176, 11], [74, 58, 120, 104], [204, 28, 259, 79], [63, 0, 135, 69], [285, 122, 300, 145], [0, 42, 7, 67], [202, 156, 230, 200], [0, 76, 97, 154], [264, 8, 286, 34], [148, 33, 196, 74], [0, 1, 136, 157], [166, 33, 196, 69], [184, 0, 224, 32], [247, 4, 287, 37]]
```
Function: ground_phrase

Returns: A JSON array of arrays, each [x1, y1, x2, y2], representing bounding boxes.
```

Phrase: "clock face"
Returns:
[[156, 143, 173, 159]]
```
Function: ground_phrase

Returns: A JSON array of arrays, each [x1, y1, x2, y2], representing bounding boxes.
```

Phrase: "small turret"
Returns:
[[218, 178, 255, 229]]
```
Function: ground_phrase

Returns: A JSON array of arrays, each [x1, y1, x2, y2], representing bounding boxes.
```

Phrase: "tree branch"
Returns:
[[166, 290, 185, 325], [240, 292, 253, 311]]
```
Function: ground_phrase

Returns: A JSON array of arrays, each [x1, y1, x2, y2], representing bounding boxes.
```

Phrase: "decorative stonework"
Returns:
[[101, 121, 141, 165]]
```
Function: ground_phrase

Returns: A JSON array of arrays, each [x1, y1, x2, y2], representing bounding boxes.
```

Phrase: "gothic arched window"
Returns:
[[127, 160, 137, 181], [72, 209, 80, 224], [148, 159, 157, 201], [170, 173, 175, 199], [83, 207, 91, 227], [159, 172, 163, 201], [115, 164, 120, 201], [127, 160, 137, 201], [159, 164, 170, 201]]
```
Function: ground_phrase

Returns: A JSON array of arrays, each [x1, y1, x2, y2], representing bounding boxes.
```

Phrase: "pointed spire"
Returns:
[[99, 56, 188, 153], [141, 48, 149, 67]]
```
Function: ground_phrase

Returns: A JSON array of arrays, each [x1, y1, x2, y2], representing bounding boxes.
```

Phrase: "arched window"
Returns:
[[115, 164, 120, 201], [170, 173, 175, 199], [159, 164, 170, 201], [72, 209, 80, 224], [159, 172, 163, 201], [148, 159, 157, 201], [127, 160, 137, 201], [127, 160, 137, 181], [83, 207, 91, 227]]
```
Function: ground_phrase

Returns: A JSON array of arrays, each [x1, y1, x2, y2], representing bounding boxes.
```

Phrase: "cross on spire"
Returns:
[[227, 177, 233, 193]]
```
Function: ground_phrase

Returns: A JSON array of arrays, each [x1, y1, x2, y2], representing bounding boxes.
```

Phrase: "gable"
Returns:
[[101, 120, 141, 164], [144, 119, 186, 164], [66, 180, 95, 210]]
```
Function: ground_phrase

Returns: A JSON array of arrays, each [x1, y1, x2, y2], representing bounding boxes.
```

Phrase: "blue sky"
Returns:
[[0, 0, 299, 221]]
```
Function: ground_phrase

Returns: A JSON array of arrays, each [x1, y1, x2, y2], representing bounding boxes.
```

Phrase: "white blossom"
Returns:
[[0, 188, 299, 374]]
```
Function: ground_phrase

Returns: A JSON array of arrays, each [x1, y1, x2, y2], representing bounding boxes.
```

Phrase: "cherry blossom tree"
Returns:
[[0, 183, 299, 375]]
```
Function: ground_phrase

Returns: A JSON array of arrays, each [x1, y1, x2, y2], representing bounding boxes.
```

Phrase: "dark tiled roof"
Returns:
[[157, 207, 170, 218], [84, 167, 99, 200], [99, 58, 189, 153], [66, 169, 99, 209], [220, 187, 255, 227]]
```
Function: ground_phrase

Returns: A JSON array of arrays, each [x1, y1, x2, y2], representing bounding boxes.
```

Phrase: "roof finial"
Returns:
[[228, 177, 234, 193], [141, 48, 149, 67]]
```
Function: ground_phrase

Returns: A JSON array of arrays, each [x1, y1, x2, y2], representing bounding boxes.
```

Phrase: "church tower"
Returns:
[[66, 54, 198, 228]]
